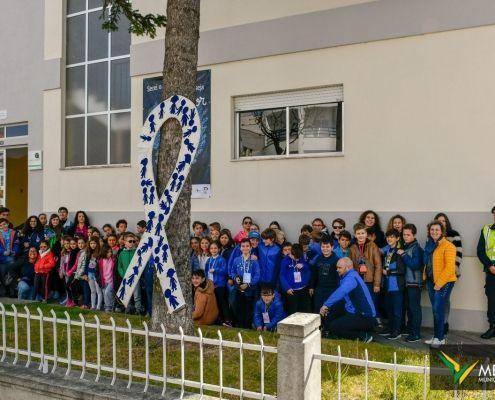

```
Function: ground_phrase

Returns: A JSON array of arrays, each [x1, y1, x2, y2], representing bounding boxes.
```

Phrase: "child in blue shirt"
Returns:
[[280, 243, 311, 315], [258, 229, 281, 286], [253, 285, 286, 332], [333, 230, 352, 259], [205, 240, 232, 326], [230, 238, 260, 328], [398, 223, 424, 342], [380, 229, 405, 340]]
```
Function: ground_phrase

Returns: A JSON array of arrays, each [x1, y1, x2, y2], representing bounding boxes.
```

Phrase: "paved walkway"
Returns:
[[373, 327, 490, 351]]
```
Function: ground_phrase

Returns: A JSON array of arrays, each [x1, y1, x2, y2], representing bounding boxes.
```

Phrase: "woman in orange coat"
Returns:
[[423, 221, 457, 347], [34, 240, 57, 301], [192, 269, 219, 325]]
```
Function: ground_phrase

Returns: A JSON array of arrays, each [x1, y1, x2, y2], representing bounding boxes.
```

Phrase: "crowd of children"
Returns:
[[0, 207, 463, 343]]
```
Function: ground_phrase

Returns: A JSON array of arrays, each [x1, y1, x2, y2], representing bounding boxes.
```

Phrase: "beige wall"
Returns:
[[132, 0, 376, 44], [46, 24, 495, 213]]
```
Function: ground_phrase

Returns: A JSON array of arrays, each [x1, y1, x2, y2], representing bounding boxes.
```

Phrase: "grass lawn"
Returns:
[[0, 302, 489, 399]]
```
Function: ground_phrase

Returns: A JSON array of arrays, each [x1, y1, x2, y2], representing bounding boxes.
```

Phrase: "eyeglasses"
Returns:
[[243, 221, 252, 225], [333, 225, 344, 229], [127, 240, 136, 244]]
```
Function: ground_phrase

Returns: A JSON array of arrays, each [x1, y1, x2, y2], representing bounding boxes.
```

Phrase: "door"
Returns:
[[6, 147, 28, 226]]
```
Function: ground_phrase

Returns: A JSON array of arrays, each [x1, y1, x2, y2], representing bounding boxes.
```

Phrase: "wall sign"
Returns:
[[143, 70, 211, 198], [0, 110, 6, 121], [28, 150, 43, 170]]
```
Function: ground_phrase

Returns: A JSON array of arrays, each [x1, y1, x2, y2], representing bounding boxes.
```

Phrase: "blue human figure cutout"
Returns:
[[181, 107, 189, 126], [164, 190, 173, 205], [170, 172, 178, 191], [159, 102, 165, 119], [141, 237, 153, 254], [118, 279, 127, 300], [183, 125, 197, 138], [170, 95, 179, 114], [149, 186, 155, 204], [176, 99, 186, 115], [154, 256, 164, 273], [140, 134, 152, 142], [159, 200, 170, 216], [141, 179, 152, 187], [157, 236, 164, 250], [140, 158, 148, 179], [189, 108, 196, 122], [167, 268, 178, 292], [176, 175, 185, 191], [155, 213, 165, 236], [177, 154, 192, 173], [184, 138, 195, 153], [137, 248, 143, 266], [146, 211, 155, 232], [162, 243, 169, 262], [142, 187, 148, 204], [148, 114, 156, 133], [164, 289, 180, 309]]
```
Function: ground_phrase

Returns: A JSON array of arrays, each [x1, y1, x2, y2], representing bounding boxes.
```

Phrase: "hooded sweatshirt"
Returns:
[[192, 280, 219, 325]]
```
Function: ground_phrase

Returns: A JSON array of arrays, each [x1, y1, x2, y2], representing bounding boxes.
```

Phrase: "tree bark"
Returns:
[[151, 0, 200, 334]]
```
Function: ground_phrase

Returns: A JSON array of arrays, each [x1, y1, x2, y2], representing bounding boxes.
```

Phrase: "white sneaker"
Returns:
[[429, 338, 446, 348], [424, 337, 435, 345]]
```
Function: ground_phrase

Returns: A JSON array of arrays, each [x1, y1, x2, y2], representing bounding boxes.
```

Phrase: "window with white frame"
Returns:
[[234, 86, 343, 159], [65, 0, 131, 167], [0, 123, 28, 139]]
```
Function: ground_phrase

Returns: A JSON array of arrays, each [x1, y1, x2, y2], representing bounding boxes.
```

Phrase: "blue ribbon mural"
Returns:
[[118, 94, 201, 312]]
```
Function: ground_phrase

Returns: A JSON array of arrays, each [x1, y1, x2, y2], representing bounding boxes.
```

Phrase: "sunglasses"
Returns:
[[127, 240, 136, 243], [243, 221, 252, 225], [333, 225, 344, 229]]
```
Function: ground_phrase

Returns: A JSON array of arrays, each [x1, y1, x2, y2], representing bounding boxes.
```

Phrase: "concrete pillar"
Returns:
[[277, 313, 321, 400]]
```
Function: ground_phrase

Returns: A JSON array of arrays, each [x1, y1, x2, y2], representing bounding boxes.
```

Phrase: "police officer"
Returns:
[[478, 206, 495, 339]]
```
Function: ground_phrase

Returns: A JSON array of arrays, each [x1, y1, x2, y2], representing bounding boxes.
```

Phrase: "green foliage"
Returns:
[[100, 0, 166, 39]]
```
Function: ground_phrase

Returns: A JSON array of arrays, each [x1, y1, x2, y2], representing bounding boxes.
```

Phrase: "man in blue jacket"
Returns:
[[320, 257, 376, 342], [253, 285, 286, 331]]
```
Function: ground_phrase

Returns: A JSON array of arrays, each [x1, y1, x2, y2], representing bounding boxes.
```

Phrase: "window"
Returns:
[[0, 124, 28, 139], [234, 86, 343, 159], [65, 1, 131, 167]]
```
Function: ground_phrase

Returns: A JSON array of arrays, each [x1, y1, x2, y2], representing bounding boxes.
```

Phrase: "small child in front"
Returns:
[[253, 285, 286, 332]]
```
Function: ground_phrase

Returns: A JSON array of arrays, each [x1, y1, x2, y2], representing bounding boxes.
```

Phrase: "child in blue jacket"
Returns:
[[398, 223, 424, 342], [205, 240, 232, 326], [280, 243, 311, 315], [253, 285, 286, 332], [258, 229, 281, 286], [230, 238, 260, 328]]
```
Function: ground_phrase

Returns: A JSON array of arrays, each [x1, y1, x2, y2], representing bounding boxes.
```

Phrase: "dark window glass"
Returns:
[[66, 15, 85, 64], [65, 117, 85, 167], [87, 62, 108, 113], [87, 115, 108, 165], [110, 59, 130, 110], [66, 66, 85, 115], [110, 112, 130, 164]]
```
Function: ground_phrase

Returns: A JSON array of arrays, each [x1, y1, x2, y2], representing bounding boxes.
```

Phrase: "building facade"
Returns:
[[1, 0, 495, 331]]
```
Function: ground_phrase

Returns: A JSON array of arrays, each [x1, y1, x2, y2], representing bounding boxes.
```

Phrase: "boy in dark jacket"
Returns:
[[258, 229, 281, 286], [280, 244, 311, 315], [380, 229, 405, 340], [398, 223, 424, 342], [253, 285, 286, 332], [310, 237, 340, 313]]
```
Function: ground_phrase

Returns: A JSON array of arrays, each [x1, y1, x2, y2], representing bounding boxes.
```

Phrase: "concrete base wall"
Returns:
[[0, 361, 213, 400]]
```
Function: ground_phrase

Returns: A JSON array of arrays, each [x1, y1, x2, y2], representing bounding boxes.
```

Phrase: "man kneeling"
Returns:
[[320, 257, 376, 343]]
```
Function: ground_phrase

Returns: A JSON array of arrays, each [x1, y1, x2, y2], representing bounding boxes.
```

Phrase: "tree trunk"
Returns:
[[151, 0, 200, 334]]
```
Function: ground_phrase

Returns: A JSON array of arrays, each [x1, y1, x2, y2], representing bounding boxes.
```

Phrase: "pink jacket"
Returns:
[[98, 257, 115, 287], [233, 229, 248, 244]]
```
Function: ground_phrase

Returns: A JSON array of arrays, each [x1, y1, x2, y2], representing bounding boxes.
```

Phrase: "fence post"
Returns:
[[277, 313, 321, 400]]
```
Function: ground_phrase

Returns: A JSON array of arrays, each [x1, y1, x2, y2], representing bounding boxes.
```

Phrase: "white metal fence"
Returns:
[[1, 302, 483, 400], [0, 303, 277, 400]]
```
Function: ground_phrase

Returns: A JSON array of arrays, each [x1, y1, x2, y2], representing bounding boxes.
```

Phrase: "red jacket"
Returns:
[[34, 250, 57, 274]]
